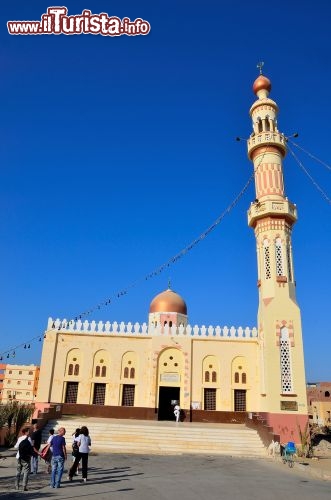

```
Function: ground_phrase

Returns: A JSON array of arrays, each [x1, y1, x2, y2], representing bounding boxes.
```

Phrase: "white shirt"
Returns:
[[77, 434, 91, 453], [47, 434, 54, 451], [14, 435, 33, 459]]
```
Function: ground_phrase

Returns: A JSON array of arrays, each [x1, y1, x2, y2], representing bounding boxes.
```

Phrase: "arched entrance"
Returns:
[[157, 348, 183, 421]]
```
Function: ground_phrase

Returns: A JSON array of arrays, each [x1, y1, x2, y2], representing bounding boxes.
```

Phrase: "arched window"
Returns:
[[101, 366, 107, 377], [325, 391, 330, 397], [235, 372, 239, 383], [205, 371, 210, 383], [265, 116, 270, 131], [212, 371, 217, 383], [257, 118, 262, 133], [68, 364, 73, 376], [275, 238, 284, 276], [242, 373, 247, 384], [169, 321, 173, 327], [74, 364, 79, 376], [95, 366, 100, 377], [164, 321, 167, 326], [124, 367, 129, 378], [130, 367, 135, 379], [263, 239, 271, 279], [280, 327, 293, 393]]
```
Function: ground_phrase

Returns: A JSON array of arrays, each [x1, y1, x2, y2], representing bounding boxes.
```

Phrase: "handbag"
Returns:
[[40, 445, 50, 460]]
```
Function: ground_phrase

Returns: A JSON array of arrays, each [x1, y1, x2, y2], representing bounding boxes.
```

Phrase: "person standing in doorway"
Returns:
[[50, 427, 67, 488], [30, 423, 42, 474], [68, 426, 91, 483], [14, 427, 34, 491], [174, 403, 180, 422]]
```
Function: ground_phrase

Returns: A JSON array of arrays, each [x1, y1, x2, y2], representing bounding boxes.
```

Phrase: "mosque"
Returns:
[[36, 72, 308, 442]]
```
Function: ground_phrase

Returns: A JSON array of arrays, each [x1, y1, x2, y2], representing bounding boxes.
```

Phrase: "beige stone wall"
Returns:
[[36, 327, 260, 412]]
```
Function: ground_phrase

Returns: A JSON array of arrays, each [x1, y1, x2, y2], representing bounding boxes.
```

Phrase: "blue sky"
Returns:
[[0, 1, 330, 381]]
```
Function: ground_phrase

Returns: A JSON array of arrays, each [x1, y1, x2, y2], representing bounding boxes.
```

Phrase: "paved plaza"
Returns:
[[0, 450, 330, 500]]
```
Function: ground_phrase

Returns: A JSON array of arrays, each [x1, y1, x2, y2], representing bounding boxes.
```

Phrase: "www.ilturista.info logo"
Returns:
[[7, 7, 151, 36]]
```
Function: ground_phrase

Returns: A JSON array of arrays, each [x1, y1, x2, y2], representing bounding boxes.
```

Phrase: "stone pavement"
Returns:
[[0, 448, 330, 500]]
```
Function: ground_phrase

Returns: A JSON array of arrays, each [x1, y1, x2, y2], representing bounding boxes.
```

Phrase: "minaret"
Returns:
[[247, 67, 307, 439]]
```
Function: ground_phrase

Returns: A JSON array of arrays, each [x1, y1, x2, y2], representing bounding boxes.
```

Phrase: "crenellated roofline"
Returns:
[[46, 317, 258, 340]]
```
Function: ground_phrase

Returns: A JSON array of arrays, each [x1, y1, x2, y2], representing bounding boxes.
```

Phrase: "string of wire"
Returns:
[[0, 173, 254, 357], [1, 144, 271, 357], [72, 171, 256, 322], [287, 145, 331, 206], [288, 139, 331, 172]]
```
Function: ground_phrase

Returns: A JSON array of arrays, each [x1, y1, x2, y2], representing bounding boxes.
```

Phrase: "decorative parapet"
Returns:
[[247, 131, 287, 159], [46, 318, 258, 340], [248, 198, 297, 227]]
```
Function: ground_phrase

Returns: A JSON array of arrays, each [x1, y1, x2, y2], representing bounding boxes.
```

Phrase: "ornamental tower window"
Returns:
[[280, 327, 293, 393], [275, 238, 284, 276], [263, 239, 271, 279]]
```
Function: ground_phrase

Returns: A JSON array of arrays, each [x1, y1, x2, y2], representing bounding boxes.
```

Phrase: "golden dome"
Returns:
[[253, 75, 271, 95], [149, 289, 187, 315]]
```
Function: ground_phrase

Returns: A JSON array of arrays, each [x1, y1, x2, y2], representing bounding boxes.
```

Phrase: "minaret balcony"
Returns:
[[247, 131, 287, 159], [247, 198, 297, 227]]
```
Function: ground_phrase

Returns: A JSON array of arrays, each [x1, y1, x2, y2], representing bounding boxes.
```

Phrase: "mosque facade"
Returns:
[[36, 73, 308, 442]]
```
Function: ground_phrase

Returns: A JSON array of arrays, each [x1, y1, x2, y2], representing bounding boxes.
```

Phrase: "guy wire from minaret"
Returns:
[[287, 145, 331, 206]]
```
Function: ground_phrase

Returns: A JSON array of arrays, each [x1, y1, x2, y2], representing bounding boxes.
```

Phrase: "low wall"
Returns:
[[190, 410, 247, 424], [50, 404, 248, 425], [60, 404, 157, 420], [245, 413, 280, 447], [261, 412, 308, 444]]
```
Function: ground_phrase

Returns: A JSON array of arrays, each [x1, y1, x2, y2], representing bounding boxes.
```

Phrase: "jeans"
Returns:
[[31, 453, 39, 473], [51, 455, 65, 487], [16, 459, 30, 489]]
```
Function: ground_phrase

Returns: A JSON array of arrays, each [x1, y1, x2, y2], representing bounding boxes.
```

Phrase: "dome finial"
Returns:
[[257, 61, 264, 75], [253, 62, 271, 97], [168, 278, 171, 290]]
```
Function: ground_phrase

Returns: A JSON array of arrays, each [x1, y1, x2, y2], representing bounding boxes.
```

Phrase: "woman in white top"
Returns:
[[68, 426, 91, 482]]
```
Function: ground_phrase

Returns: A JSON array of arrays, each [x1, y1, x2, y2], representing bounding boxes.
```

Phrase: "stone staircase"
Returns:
[[42, 417, 266, 457]]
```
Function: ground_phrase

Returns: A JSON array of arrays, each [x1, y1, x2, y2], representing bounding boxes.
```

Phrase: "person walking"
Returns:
[[45, 428, 54, 473], [30, 423, 42, 474], [68, 426, 91, 483], [71, 428, 81, 475], [14, 427, 34, 491], [50, 427, 67, 488]]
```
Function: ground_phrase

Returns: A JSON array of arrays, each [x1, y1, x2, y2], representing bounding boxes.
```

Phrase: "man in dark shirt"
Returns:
[[50, 427, 67, 488], [30, 424, 42, 474]]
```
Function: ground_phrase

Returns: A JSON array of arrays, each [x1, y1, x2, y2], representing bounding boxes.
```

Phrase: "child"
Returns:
[[45, 428, 54, 473], [174, 404, 180, 422], [72, 428, 81, 475]]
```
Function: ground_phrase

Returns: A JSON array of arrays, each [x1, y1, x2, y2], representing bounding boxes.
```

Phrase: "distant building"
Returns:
[[0, 363, 6, 401], [36, 72, 308, 443], [1, 364, 40, 404], [307, 382, 331, 426]]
